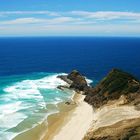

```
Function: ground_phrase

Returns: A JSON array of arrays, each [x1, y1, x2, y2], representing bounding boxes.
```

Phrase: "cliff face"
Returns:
[[84, 69, 140, 108], [83, 118, 140, 140]]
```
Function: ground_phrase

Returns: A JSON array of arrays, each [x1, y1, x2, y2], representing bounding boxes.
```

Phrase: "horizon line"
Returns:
[[0, 36, 140, 38]]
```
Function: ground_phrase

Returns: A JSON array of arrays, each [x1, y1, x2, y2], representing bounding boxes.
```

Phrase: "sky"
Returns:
[[0, 0, 140, 36]]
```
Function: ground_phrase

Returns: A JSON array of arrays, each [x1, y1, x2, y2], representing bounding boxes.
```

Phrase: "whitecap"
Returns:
[[86, 77, 93, 85], [0, 73, 71, 139]]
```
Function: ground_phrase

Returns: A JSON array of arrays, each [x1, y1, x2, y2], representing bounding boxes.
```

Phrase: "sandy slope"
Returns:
[[84, 98, 140, 140], [92, 105, 140, 131]]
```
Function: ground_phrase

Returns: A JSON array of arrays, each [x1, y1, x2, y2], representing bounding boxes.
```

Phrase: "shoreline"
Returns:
[[13, 101, 76, 140], [45, 93, 93, 140], [13, 92, 79, 140], [43, 92, 80, 140]]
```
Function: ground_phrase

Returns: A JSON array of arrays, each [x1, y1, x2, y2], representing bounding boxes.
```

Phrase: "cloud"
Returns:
[[46, 17, 79, 24], [1, 10, 140, 22], [71, 11, 140, 20], [0, 10, 140, 36], [0, 18, 42, 25], [1, 10, 140, 20], [0, 11, 60, 16], [0, 17, 79, 25], [1, 24, 140, 37]]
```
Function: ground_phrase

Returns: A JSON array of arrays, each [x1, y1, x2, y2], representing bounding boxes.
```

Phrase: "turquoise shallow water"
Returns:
[[0, 72, 75, 140]]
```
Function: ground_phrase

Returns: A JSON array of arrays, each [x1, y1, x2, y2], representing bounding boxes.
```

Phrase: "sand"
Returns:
[[13, 99, 76, 140], [91, 102, 140, 131], [14, 93, 93, 140], [43, 94, 93, 140], [44, 94, 94, 140], [14, 93, 140, 140], [15, 93, 94, 140]]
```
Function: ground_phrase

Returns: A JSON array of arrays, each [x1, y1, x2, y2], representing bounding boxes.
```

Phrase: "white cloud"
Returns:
[[0, 17, 79, 25], [0, 10, 140, 36], [0, 11, 60, 16], [46, 17, 79, 24], [0, 18, 42, 25], [1, 24, 140, 37], [71, 11, 140, 20], [1, 10, 140, 22]]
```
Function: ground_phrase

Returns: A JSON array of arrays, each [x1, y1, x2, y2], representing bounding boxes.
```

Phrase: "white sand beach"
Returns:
[[52, 95, 93, 140]]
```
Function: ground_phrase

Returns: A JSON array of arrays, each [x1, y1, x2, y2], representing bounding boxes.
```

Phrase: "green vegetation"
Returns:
[[100, 69, 140, 95]]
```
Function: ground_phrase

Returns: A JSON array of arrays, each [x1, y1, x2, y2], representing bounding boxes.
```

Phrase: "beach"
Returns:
[[44, 93, 94, 140], [13, 92, 93, 140]]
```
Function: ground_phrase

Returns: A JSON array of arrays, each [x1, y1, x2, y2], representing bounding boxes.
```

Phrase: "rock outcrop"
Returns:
[[58, 70, 88, 91], [67, 70, 88, 91], [57, 75, 72, 85], [84, 69, 140, 108], [58, 69, 140, 107]]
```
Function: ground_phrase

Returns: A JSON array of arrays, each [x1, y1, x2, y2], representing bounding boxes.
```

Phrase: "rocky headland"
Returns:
[[57, 69, 140, 140]]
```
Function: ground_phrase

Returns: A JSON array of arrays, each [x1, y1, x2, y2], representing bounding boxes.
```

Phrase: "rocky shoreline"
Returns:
[[57, 69, 140, 140]]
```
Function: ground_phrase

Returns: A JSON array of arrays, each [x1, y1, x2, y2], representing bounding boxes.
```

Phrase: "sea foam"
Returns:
[[0, 73, 70, 140]]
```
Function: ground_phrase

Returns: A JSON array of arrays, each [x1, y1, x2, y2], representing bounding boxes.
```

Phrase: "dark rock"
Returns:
[[67, 70, 88, 91], [84, 86, 96, 95], [67, 70, 81, 81], [57, 85, 69, 90], [57, 70, 89, 91], [57, 75, 72, 85], [65, 101, 71, 105]]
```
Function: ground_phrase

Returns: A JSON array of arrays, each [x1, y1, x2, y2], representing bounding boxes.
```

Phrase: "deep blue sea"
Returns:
[[0, 37, 140, 80], [0, 37, 140, 139]]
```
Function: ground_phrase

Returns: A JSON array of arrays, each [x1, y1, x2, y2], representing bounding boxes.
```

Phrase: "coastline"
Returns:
[[13, 92, 82, 140], [45, 93, 93, 140], [43, 92, 80, 140], [12, 69, 140, 140]]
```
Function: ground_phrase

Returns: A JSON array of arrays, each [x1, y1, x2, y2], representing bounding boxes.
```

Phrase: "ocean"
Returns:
[[0, 37, 140, 139]]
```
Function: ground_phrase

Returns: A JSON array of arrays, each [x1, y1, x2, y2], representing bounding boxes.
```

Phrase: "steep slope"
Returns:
[[84, 69, 140, 108]]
